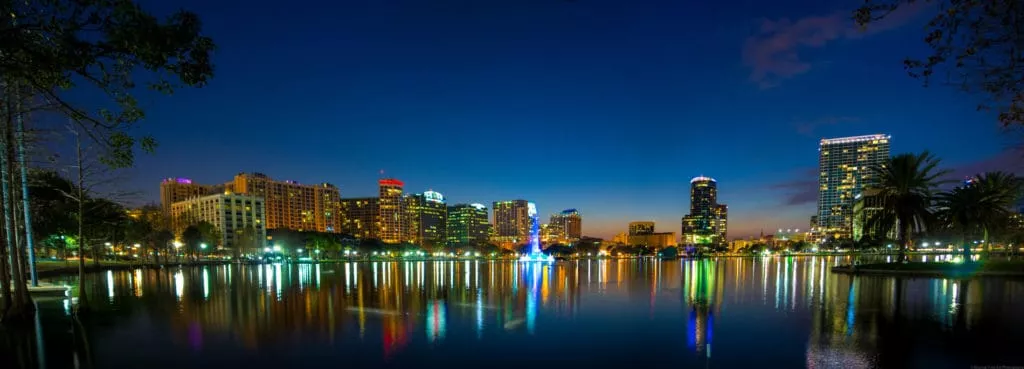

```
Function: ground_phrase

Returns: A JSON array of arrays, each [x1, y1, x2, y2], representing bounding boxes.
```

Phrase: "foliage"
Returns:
[[936, 171, 1022, 258], [855, 0, 1024, 128], [2, 0, 216, 167], [181, 225, 201, 254], [195, 221, 219, 248], [660, 246, 679, 258], [862, 152, 949, 261], [790, 241, 811, 252]]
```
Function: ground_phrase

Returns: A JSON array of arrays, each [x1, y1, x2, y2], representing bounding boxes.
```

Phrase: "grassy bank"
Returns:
[[832, 260, 1024, 278]]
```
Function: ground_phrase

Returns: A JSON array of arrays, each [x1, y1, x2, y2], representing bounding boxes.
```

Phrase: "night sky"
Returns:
[[123, 0, 1020, 239]]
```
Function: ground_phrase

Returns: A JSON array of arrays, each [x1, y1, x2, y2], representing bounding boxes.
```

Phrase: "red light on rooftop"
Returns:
[[379, 179, 404, 187]]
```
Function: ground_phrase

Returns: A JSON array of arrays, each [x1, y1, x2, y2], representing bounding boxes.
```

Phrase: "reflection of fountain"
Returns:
[[520, 202, 554, 262]]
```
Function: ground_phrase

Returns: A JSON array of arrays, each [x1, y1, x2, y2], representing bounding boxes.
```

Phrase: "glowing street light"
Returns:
[[297, 248, 304, 253], [173, 241, 183, 249], [200, 243, 208, 250], [133, 243, 141, 249], [264, 247, 271, 252]]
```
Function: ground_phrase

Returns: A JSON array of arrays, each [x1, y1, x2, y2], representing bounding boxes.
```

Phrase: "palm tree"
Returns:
[[863, 152, 949, 263], [936, 172, 1022, 260]]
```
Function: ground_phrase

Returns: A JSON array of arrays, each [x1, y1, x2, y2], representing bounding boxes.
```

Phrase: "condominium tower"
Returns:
[[681, 176, 728, 247], [406, 190, 447, 248], [492, 200, 530, 247], [447, 203, 491, 246], [817, 134, 891, 238], [226, 172, 341, 233], [377, 178, 405, 243]]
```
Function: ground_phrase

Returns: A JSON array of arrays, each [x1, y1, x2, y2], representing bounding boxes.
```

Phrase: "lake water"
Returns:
[[6, 256, 1024, 368]]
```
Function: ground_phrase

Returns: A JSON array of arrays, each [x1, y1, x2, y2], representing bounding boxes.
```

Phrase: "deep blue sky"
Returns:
[[120, 0, 1018, 239]]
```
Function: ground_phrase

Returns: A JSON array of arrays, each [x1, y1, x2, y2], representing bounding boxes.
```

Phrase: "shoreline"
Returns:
[[831, 262, 1024, 278]]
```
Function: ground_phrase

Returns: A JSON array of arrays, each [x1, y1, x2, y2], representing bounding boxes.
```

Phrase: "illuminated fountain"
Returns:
[[519, 202, 554, 262]]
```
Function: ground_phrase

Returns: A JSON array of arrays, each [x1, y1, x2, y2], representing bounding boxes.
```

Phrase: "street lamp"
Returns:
[[200, 243, 208, 250], [173, 241, 183, 249]]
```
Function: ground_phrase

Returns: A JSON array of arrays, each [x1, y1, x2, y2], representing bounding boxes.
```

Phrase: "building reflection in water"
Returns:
[[59, 256, 1024, 368]]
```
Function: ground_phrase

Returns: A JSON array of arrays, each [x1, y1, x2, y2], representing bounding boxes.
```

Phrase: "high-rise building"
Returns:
[[406, 190, 447, 248], [340, 197, 377, 239], [549, 209, 582, 242], [714, 204, 728, 245], [159, 177, 224, 215], [377, 178, 405, 243], [227, 172, 341, 233], [540, 223, 561, 244], [681, 176, 728, 247], [629, 221, 655, 235], [492, 200, 530, 247], [170, 193, 266, 250], [817, 134, 891, 238], [447, 203, 491, 246]]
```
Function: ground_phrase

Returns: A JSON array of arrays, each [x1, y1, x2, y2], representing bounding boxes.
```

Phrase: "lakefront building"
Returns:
[[406, 190, 447, 248], [817, 134, 890, 239], [377, 178, 406, 243], [681, 176, 728, 248], [170, 193, 266, 250], [225, 172, 341, 233], [492, 200, 531, 248], [159, 177, 224, 215], [340, 197, 377, 239], [447, 203, 491, 246]]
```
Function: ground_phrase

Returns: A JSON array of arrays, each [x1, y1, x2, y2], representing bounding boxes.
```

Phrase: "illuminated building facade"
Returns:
[[492, 200, 530, 247], [817, 134, 890, 238], [852, 188, 885, 241], [405, 190, 447, 248], [629, 221, 655, 236], [628, 232, 677, 247], [446, 203, 490, 246], [681, 176, 728, 247], [159, 177, 224, 215], [227, 172, 341, 233], [170, 194, 266, 249], [548, 209, 582, 242], [340, 197, 378, 239], [377, 178, 406, 243]]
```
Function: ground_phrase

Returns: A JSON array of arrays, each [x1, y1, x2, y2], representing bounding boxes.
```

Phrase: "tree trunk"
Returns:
[[958, 233, 966, 259], [0, 227, 12, 315], [14, 107, 36, 287], [3, 117, 31, 321], [981, 227, 991, 261], [75, 129, 89, 314]]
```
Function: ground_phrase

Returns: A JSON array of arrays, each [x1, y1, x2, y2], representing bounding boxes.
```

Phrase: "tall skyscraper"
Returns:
[[549, 209, 582, 242], [377, 178, 405, 243], [447, 203, 491, 246], [159, 177, 224, 215], [340, 197, 377, 239], [227, 172, 341, 233], [406, 190, 447, 248], [492, 200, 530, 247], [817, 134, 890, 238], [681, 176, 728, 247]]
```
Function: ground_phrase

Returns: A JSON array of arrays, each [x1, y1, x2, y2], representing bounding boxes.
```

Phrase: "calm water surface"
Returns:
[[8, 256, 1024, 368]]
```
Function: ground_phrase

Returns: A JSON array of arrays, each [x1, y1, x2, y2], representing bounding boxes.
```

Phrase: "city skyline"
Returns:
[[119, 0, 1020, 240]]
